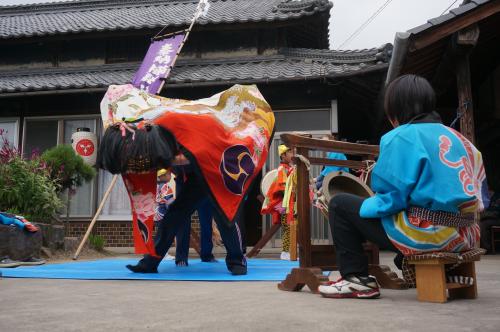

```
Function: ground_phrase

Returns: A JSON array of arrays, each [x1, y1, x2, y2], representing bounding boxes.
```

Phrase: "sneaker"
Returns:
[[126, 262, 158, 274], [280, 251, 291, 261], [0, 257, 21, 268], [229, 264, 247, 276], [19, 257, 46, 266], [318, 275, 380, 299]]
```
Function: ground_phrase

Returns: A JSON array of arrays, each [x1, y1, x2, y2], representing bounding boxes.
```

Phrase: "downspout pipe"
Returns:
[[385, 31, 411, 86]]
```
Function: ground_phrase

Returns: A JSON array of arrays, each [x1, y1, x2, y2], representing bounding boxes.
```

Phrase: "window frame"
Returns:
[[22, 115, 100, 219], [0, 117, 20, 149]]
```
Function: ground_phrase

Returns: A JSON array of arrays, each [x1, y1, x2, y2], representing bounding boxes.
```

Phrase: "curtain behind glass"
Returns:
[[23, 120, 58, 158], [0, 121, 17, 149], [98, 171, 131, 218], [62, 119, 96, 217]]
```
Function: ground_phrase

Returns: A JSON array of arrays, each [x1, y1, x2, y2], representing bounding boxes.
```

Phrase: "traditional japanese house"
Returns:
[[0, 0, 391, 248]]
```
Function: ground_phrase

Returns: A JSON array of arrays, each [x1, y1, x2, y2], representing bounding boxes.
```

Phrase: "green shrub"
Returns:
[[41, 145, 96, 193], [0, 156, 63, 221], [89, 234, 106, 251]]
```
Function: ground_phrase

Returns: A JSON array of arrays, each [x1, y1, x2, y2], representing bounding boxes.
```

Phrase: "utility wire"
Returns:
[[440, 0, 460, 15], [336, 0, 394, 49]]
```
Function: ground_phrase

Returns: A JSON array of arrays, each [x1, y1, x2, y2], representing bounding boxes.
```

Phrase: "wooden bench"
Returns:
[[407, 248, 485, 303]]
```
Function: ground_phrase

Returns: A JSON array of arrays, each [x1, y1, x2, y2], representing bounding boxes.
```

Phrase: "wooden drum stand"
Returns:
[[276, 133, 407, 293]]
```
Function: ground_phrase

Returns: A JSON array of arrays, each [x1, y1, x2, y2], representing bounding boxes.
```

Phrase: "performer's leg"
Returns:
[[328, 193, 399, 278], [198, 198, 215, 262], [175, 216, 191, 266], [213, 210, 246, 275], [127, 176, 204, 273], [319, 193, 399, 298], [237, 203, 247, 255]]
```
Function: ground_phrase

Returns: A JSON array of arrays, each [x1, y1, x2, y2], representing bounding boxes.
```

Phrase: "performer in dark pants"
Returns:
[[328, 194, 400, 278], [197, 199, 217, 261], [173, 177, 217, 266], [127, 168, 246, 275]]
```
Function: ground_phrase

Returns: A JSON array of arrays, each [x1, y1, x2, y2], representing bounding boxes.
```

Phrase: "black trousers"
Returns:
[[174, 184, 215, 262], [140, 173, 245, 271], [329, 193, 401, 277]]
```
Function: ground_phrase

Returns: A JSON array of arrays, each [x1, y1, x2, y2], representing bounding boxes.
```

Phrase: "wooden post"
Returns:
[[73, 174, 118, 259], [456, 55, 476, 143], [289, 222, 298, 261], [296, 147, 312, 267], [454, 24, 480, 144]]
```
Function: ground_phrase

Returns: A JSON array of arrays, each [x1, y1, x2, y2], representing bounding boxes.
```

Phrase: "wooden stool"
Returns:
[[408, 249, 484, 303], [491, 226, 500, 254]]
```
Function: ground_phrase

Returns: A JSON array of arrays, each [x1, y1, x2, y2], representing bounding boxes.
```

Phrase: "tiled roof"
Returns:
[[386, 0, 495, 83], [406, 0, 490, 35], [0, 0, 332, 39], [0, 46, 391, 94], [0, 64, 134, 94]]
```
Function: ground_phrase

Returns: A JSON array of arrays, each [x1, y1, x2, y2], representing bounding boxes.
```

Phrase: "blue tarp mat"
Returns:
[[0, 258, 299, 281]]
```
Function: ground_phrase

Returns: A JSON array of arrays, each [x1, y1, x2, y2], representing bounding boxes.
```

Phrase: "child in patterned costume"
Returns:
[[319, 75, 488, 299], [154, 169, 175, 261], [261, 144, 295, 260], [155, 169, 175, 223]]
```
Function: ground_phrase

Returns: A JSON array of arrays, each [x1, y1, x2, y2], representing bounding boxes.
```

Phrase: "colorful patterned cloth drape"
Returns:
[[100, 84, 275, 255]]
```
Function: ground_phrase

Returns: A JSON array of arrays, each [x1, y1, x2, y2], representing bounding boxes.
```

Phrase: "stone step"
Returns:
[[0, 224, 42, 261]]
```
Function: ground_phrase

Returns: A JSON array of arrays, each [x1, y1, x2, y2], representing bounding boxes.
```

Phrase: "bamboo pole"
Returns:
[[156, 0, 205, 94], [73, 0, 206, 260], [73, 174, 118, 259]]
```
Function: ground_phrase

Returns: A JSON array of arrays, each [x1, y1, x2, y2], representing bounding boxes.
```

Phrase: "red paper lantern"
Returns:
[[71, 128, 97, 166]]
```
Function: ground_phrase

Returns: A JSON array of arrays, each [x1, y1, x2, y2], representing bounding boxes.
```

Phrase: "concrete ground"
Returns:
[[1, 253, 499, 332]]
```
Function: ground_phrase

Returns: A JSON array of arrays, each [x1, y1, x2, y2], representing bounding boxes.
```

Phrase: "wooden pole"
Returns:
[[74, 0, 206, 259], [246, 224, 281, 258], [454, 24, 479, 144], [73, 174, 118, 259], [456, 55, 475, 143], [156, 0, 205, 95], [296, 147, 312, 267], [289, 222, 298, 261]]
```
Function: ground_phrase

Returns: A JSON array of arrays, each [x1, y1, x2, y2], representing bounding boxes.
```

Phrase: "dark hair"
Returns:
[[384, 74, 436, 125], [97, 124, 178, 174]]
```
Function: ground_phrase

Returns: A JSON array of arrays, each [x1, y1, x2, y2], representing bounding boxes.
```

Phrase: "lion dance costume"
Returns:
[[97, 84, 275, 262]]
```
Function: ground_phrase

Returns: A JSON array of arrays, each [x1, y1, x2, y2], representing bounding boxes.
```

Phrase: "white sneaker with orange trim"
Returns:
[[280, 251, 290, 261], [319, 275, 380, 299]]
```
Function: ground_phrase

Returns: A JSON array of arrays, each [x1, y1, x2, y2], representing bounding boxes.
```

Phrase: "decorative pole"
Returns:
[[73, 0, 209, 260], [155, 0, 209, 94]]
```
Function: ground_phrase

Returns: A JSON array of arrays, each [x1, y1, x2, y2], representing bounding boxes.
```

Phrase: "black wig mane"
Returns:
[[97, 123, 178, 174]]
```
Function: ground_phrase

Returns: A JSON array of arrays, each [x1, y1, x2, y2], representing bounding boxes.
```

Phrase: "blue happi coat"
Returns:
[[360, 114, 487, 255]]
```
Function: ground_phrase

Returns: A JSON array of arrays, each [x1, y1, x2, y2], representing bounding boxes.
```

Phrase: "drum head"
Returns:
[[321, 171, 373, 203], [261, 169, 278, 194]]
